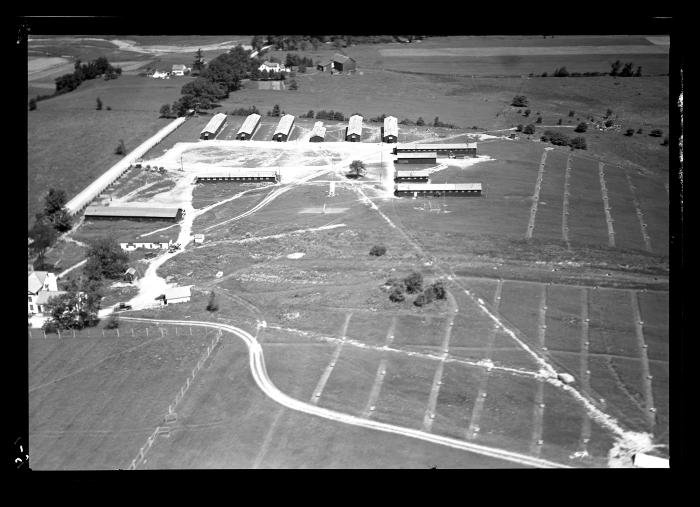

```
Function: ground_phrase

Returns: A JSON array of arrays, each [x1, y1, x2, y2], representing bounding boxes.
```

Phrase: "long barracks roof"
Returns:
[[397, 142, 478, 151], [383, 116, 398, 138], [347, 115, 363, 136], [310, 121, 326, 139], [201, 113, 227, 135], [196, 170, 278, 179], [237, 113, 262, 135], [84, 206, 182, 218], [395, 170, 432, 178], [274, 114, 295, 136], [395, 183, 482, 192], [396, 152, 437, 159], [332, 53, 355, 64]]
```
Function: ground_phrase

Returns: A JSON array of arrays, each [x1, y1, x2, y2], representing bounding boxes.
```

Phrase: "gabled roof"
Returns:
[[35, 290, 67, 306], [274, 114, 295, 136], [238, 113, 261, 135], [347, 115, 363, 136], [28, 271, 49, 294], [201, 113, 227, 135], [84, 206, 181, 219], [397, 142, 478, 151], [397, 151, 437, 159], [332, 53, 355, 64], [395, 183, 482, 192], [125, 267, 137, 276], [172, 64, 187, 71], [383, 116, 398, 138], [261, 61, 281, 67], [318, 60, 332, 66]]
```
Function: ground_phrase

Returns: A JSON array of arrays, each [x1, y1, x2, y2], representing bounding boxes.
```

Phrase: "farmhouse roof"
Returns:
[[347, 115, 363, 136], [164, 285, 192, 300], [28, 271, 50, 294], [238, 113, 261, 135], [84, 206, 182, 219], [332, 53, 354, 64], [395, 183, 482, 192], [172, 64, 187, 71], [35, 290, 67, 306], [383, 116, 398, 137], [274, 114, 295, 136], [201, 113, 227, 135]]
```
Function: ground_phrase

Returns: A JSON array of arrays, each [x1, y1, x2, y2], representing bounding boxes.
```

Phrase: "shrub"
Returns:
[[553, 66, 569, 77], [104, 314, 119, 329], [42, 320, 58, 334], [574, 122, 588, 133], [403, 271, 423, 294], [106, 106, 112, 110], [430, 280, 446, 300], [29, 98, 37, 111], [604, 119, 614, 128], [416, 117, 425, 126], [661, 137, 669, 146], [569, 136, 587, 150], [389, 287, 405, 303], [413, 291, 432, 307], [568, 110, 575, 117], [523, 124, 536, 135], [523, 109, 531, 117], [369, 245, 387, 256], [637, 128, 643, 134], [557, 118, 563, 125], [535, 116, 542, 124], [605, 108, 614, 118], [541, 72, 548, 77], [541, 130, 570, 146], [399, 118, 416, 126], [624, 128, 635, 136], [206, 291, 219, 312], [115, 139, 127, 155], [650, 128, 663, 137], [512, 95, 529, 107], [516, 124, 523, 132]]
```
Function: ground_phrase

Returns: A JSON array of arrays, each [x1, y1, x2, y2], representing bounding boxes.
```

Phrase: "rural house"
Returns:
[[272, 114, 295, 142], [331, 54, 357, 73], [309, 121, 326, 142], [200, 112, 227, 140], [316, 60, 332, 72], [28, 271, 60, 316], [171, 64, 191, 76], [151, 70, 170, 79], [258, 61, 287, 73], [346, 115, 363, 142], [236, 113, 261, 140], [382, 116, 398, 143]]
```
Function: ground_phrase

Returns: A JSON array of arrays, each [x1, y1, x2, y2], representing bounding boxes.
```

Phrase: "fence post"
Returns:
[[161, 328, 164, 337], [102, 329, 105, 337], [146, 327, 149, 337], [190, 327, 192, 336], [132, 328, 134, 337], [58, 329, 61, 339], [73, 329, 76, 338], [175, 327, 178, 336], [116, 328, 120, 338], [43, 329, 46, 339]]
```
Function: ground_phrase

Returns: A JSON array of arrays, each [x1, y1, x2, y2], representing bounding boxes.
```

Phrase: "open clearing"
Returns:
[[29, 34, 669, 468]]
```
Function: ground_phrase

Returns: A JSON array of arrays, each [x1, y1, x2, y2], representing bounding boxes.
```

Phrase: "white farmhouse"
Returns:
[[258, 61, 288, 73], [171, 64, 191, 76], [28, 271, 61, 316]]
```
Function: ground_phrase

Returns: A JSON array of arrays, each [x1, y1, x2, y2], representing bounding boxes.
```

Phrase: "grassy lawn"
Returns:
[[72, 218, 179, 245]]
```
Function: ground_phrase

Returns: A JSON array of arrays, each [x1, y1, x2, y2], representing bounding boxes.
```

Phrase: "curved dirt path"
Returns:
[[122, 316, 569, 469]]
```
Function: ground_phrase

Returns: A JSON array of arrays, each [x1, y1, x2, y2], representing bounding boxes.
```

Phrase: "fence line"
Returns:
[[28, 324, 200, 340]]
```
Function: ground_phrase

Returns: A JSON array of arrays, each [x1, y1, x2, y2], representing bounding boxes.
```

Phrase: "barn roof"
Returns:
[[238, 113, 261, 135], [397, 142, 478, 151], [318, 60, 332, 66], [396, 152, 437, 159], [395, 183, 482, 191], [383, 116, 398, 138], [332, 53, 355, 64], [310, 122, 326, 139], [196, 170, 278, 179], [28, 271, 50, 294], [201, 113, 227, 135], [347, 115, 363, 136], [84, 206, 181, 219], [274, 114, 295, 136]]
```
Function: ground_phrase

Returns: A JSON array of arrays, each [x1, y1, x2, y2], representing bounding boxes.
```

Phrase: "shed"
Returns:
[[382, 116, 398, 143], [331, 53, 357, 73], [309, 121, 326, 142], [317, 60, 332, 72], [395, 152, 437, 164], [193, 234, 205, 244], [394, 183, 482, 197], [346, 115, 363, 142], [236, 113, 262, 140], [84, 205, 183, 222], [200, 113, 227, 140], [272, 114, 295, 141], [160, 285, 192, 305], [124, 267, 138, 282]]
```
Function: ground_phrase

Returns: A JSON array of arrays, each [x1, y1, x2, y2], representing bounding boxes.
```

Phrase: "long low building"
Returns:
[[394, 169, 432, 182], [272, 114, 295, 141], [395, 152, 437, 164], [346, 114, 363, 142], [236, 113, 262, 140], [309, 121, 326, 142], [382, 116, 398, 143], [84, 205, 183, 221], [195, 170, 279, 182], [394, 183, 482, 196], [200, 113, 227, 140], [394, 142, 477, 158], [120, 241, 170, 251]]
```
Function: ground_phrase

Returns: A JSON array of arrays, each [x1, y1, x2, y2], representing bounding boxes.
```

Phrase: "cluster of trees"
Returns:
[[369, 245, 386, 256], [29, 189, 73, 269], [251, 35, 428, 52], [249, 68, 287, 81], [540, 130, 587, 150], [512, 95, 529, 107], [266, 104, 286, 117], [516, 124, 536, 135], [397, 116, 458, 128], [285, 53, 314, 69], [384, 272, 447, 307], [55, 57, 122, 95], [314, 110, 346, 121], [43, 237, 129, 332], [610, 60, 642, 77], [531, 61, 643, 78], [229, 105, 261, 116]]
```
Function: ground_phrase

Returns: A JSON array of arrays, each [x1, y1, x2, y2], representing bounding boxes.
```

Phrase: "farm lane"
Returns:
[[121, 316, 569, 469]]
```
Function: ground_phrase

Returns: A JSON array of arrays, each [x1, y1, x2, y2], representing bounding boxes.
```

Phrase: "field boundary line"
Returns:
[[562, 153, 572, 250], [629, 290, 656, 430], [422, 290, 458, 432], [122, 316, 570, 468], [310, 313, 352, 405], [598, 162, 616, 247], [525, 149, 549, 239], [362, 316, 397, 418], [466, 280, 502, 440], [623, 168, 653, 253], [530, 285, 548, 456], [456, 274, 668, 294], [579, 288, 592, 456], [251, 405, 286, 469]]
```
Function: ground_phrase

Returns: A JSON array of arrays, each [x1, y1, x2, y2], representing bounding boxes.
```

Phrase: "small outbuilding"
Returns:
[[236, 113, 262, 140], [346, 115, 363, 142], [316, 60, 332, 72], [124, 267, 138, 283], [200, 113, 227, 140], [382, 116, 398, 143], [159, 285, 192, 305], [272, 114, 295, 141], [309, 121, 326, 142], [331, 53, 357, 73]]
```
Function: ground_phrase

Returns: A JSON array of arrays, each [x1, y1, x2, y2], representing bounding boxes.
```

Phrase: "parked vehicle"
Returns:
[[115, 302, 132, 311]]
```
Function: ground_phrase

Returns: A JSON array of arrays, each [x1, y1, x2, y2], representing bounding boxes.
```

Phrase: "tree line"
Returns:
[[250, 35, 428, 52]]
